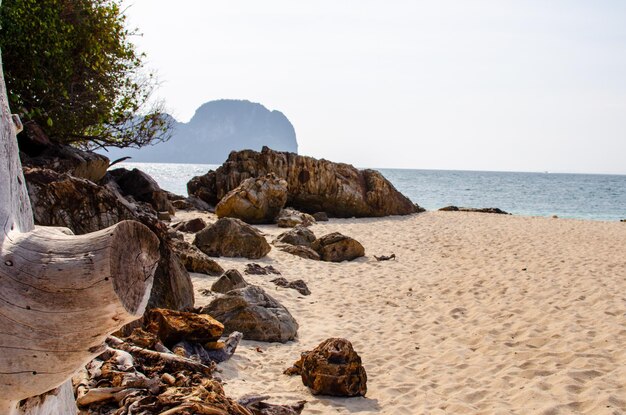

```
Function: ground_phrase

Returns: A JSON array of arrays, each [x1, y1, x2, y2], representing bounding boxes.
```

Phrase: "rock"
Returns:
[[284, 338, 367, 397], [174, 217, 207, 233], [215, 173, 288, 224], [276, 208, 316, 228], [147, 236, 195, 311], [312, 212, 329, 222], [274, 226, 316, 247], [205, 331, 243, 363], [145, 308, 224, 347], [157, 211, 171, 221], [201, 285, 298, 342], [245, 263, 281, 275], [238, 394, 306, 415], [194, 217, 271, 259], [24, 167, 135, 234], [187, 146, 418, 217], [270, 277, 311, 296], [311, 232, 365, 262], [279, 245, 321, 260], [125, 328, 160, 349], [109, 167, 175, 215], [211, 269, 249, 293], [439, 206, 510, 214], [620, 219, 625, 222], [171, 199, 194, 210], [188, 196, 214, 212], [171, 239, 225, 276]]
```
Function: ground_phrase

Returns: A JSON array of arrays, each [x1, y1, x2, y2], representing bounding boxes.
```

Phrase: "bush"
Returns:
[[0, 0, 170, 148]]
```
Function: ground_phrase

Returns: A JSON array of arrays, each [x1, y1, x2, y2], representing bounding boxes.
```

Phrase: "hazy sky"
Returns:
[[124, 1, 626, 174]]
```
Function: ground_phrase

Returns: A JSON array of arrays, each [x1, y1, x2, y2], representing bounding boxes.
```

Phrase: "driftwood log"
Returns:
[[0, 39, 160, 414]]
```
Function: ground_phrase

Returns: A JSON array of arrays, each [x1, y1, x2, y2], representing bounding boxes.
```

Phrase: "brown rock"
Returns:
[[311, 232, 365, 262], [439, 206, 510, 214], [312, 212, 329, 222], [270, 277, 311, 296], [110, 167, 175, 215], [211, 269, 249, 293], [285, 338, 367, 397], [244, 263, 281, 275], [276, 208, 316, 228], [174, 217, 207, 233], [145, 308, 224, 347], [171, 239, 225, 276], [279, 245, 321, 260], [187, 146, 418, 217], [194, 217, 271, 259], [274, 225, 316, 247], [215, 173, 288, 224], [171, 199, 194, 210], [125, 328, 159, 349], [201, 285, 298, 342]]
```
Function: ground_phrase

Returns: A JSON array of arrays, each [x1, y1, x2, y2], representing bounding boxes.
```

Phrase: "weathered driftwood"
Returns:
[[0, 43, 160, 413]]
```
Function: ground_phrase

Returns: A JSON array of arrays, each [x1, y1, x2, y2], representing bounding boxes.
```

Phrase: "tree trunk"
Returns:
[[0, 27, 160, 414]]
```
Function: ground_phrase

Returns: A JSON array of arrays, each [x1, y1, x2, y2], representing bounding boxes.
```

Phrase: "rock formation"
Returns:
[[193, 217, 271, 259], [187, 146, 419, 218], [215, 173, 288, 224], [284, 338, 367, 397], [170, 239, 225, 276], [276, 208, 316, 227], [311, 232, 365, 262], [274, 225, 316, 247], [202, 285, 298, 342], [109, 167, 175, 215]]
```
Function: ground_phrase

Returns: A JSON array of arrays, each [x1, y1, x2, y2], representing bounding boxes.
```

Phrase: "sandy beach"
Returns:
[[175, 210, 626, 415]]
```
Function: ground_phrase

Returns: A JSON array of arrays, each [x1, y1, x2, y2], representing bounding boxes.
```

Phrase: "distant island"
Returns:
[[101, 99, 298, 163]]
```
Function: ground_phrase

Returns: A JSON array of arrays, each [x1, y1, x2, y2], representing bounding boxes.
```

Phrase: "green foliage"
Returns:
[[0, 0, 169, 148]]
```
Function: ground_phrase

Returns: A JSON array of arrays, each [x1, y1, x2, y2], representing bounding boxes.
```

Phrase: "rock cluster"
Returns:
[[194, 217, 271, 259], [285, 338, 367, 397], [215, 173, 288, 224], [188, 146, 419, 217]]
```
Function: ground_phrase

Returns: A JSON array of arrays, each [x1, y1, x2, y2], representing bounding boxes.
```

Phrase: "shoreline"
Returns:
[[176, 210, 626, 414]]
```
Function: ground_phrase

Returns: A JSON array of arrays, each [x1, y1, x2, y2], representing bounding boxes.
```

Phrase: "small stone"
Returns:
[[245, 263, 281, 275], [173, 218, 207, 233], [270, 277, 311, 296]]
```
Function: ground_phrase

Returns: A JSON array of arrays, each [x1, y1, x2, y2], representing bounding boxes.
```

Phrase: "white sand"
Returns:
[[176, 210, 626, 414]]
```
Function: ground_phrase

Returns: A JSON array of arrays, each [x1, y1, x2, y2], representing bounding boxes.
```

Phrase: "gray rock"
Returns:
[[274, 225, 316, 247], [202, 285, 298, 342], [211, 269, 249, 293]]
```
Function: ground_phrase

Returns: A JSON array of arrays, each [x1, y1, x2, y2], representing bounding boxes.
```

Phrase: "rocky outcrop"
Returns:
[[145, 308, 224, 347], [274, 226, 316, 247], [439, 206, 510, 214], [194, 217, 271, 259], [284, 338, 367, 397], [215, 173, 288, 224], [279, 245, 321, 260], [201, 285, 298, 342], [187, 146, 418, 218], [277, 208, 316, 228], [211, 269, 249, 294], [311, 232, 365, 262], [109, 167, 175, 215]]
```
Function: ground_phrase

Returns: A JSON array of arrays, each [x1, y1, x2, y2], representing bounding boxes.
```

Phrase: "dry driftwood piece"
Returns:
[[0, 52, 160, 413]]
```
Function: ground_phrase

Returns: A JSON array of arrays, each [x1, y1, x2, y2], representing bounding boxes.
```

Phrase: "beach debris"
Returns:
[[277, 208, 316, 228], [279, 245, 321, 260], [194, 217, 271, 259], [311, 232, 365, 262], [238, 394, 306, 415], [284, 338, 367, 397], [171, 238, 225, 275], [187, 146, 418, 217], [212, 269, 249, 293], [312, 211, 329, 221], [374, 253, 396, 261], [202, 285, 299, 342], [270, 277, 311, 296], [216, 173, 288, 224], [173, 217, 207, 233], [274, 225, 316, 247], [439, 206, 510, 214], [174, 331, 243, 364], [245, 262, 282, 275]]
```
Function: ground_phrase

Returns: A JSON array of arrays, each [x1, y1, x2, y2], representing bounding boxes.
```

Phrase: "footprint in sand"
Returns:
[[449, 307, 467, 319]]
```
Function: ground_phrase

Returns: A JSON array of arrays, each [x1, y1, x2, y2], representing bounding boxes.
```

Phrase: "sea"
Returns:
[[116, 162, 626, 222]]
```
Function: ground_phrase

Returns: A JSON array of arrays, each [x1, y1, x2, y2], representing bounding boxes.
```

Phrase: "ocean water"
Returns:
[[116, 162, 626, 222]]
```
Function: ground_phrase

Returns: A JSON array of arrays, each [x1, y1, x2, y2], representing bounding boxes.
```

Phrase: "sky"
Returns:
[[123, 0, 626, 174]]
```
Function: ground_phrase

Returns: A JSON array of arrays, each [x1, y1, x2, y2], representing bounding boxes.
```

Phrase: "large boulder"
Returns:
[[194, 217, 271, 259], [311, 232, 365, 262], [170, 239, 225, 276], [187, 146, 418, 218], [276, 208, 316, 228], [201, 285, 298, 342], [109, 167, 175, 215], [274, 226, 316, 247], [284, 338, 367, 397], [215, 173, 288, 224]]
